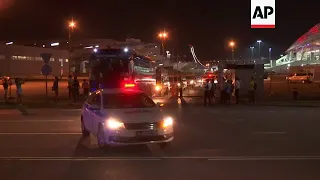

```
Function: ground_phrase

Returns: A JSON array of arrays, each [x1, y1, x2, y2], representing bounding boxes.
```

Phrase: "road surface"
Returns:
[[1, 106, 320, 179]]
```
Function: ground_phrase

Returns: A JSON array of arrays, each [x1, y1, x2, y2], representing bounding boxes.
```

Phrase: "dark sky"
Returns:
[[0, 0, 319, 60]]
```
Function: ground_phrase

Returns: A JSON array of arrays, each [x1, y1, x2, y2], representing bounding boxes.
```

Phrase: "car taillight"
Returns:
[[125, 83, 135, 88]]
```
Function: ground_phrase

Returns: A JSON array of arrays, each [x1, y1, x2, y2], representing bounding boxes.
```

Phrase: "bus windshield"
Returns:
[[88, 48, 155, 92]]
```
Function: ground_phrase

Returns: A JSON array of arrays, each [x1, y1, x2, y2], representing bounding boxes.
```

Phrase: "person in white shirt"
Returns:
[[235, 77, 240, 104]]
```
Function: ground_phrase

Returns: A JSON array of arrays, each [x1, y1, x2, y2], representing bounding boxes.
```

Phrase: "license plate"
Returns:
[[136, 130, 158, 136]]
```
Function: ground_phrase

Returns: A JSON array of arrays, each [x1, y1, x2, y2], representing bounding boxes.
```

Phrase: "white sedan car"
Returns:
[[80, 87, 174, 149]]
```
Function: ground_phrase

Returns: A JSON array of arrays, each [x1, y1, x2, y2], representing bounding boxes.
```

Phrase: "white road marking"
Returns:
[[208, 156, 320, 161], [253, 132, 286, 134], [0, 132, 81, 135], [0, 157, 160, 161], [1, 156, 320, 161], [0, 120, 75, 123]]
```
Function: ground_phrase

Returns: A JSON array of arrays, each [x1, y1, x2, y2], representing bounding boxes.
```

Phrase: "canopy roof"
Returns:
[[286, 23, 320, 52]]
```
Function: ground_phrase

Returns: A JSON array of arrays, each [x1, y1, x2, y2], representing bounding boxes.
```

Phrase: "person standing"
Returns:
[[67, 75, 73, 99], [52, 75, 63, 100], [15, 78, 24, 105], [235, 77, 240, 104], [225, 80, 233, 104], [82, 79, 89, 98], [204, 79, 212, 106], [210, 79, 216, 103], [248, 77, 257, 103], [2, 77, 9, 103], [72, 76, 80, 103]]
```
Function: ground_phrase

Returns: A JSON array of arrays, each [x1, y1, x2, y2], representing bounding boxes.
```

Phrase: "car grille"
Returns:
[[109, 133, 173, 143], [124, 122, 160, 130]]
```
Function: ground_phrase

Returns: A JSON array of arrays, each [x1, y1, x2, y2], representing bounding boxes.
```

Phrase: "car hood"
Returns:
[[101, 107, 163, 123]]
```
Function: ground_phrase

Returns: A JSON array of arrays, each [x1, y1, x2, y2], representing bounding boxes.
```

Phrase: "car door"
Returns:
[[90, 93, 103, 135], [82, 93, 97, 132], [84, 93, 100, 132]]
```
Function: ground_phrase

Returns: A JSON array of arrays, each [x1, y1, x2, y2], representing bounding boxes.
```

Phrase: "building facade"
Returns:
[[0, 45, 68, 78], [0, 38, 163, 77]]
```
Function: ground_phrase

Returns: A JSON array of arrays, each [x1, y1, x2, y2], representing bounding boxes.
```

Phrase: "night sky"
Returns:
[[0, 0, 319, 60]]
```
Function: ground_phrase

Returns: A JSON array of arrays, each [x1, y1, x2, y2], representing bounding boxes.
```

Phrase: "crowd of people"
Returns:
[[1, 75, 90, 105], [203, 77, 257, 106]]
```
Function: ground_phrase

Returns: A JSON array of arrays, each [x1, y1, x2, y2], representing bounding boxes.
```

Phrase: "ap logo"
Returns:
[[251, 0, 275, 28]]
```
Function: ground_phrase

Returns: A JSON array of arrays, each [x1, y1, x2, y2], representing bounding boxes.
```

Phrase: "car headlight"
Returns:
[[190, 80, 194, 84], [106, 118, 125, 130], [177, 83, 181, 86], [162, 116, 173, 128]]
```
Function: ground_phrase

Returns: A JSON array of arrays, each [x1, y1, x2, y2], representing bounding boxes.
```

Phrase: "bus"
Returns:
[[88, 48, 156, 96]]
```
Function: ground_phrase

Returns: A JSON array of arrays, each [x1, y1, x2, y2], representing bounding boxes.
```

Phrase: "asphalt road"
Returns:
[[1, 106, 320, 179]]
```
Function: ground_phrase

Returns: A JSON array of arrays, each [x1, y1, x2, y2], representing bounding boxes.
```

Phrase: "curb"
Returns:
[[253, 103, 320, 108]]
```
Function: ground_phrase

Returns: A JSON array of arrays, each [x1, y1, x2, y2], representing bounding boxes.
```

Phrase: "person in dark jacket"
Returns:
[[72, 76, 80, 103], [52, 75, 63, 100], [2, 77, 9, 103]]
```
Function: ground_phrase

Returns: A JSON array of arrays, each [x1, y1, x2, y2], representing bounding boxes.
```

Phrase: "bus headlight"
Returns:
[[162, 117, 173, 128], [106, 118, 125, 130]]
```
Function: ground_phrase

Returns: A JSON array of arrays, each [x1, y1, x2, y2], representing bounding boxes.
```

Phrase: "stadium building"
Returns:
[[272, 23, 320, 73]]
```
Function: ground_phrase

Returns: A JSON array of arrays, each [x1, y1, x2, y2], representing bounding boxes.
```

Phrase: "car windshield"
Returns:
[[103, 93, 156, 109]]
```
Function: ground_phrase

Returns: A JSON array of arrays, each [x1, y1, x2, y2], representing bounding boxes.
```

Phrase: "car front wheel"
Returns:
[[97, 125, 109, 149]]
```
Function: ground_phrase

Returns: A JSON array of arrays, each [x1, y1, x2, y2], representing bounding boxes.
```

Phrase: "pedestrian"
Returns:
[[52, 75, 63, 100], [248, 76, 257, 103], [15, 78, 24, 105], [225, 80, 233, 104], [220, 78, 227, 104], [235, 77, 240, 104], [2, 77, 9, 103], [210, 79, 216, 103], [72, 76, 80, 103], [67, 75, 73, 99], [82, 79, 89, 98], [204, 79, 212, 106]]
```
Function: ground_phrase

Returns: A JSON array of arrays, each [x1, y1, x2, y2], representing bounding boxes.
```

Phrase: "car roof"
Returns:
[[97, 88, 144, 94]]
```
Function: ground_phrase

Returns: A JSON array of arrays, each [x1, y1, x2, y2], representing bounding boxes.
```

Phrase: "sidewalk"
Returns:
[[167, 96, 320, 108]]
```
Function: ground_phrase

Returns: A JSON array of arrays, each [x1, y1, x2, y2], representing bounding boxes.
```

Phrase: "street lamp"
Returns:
[[257, 40, 262, 59], [68, 20, 76, 74], [269, 47, 272, 67], [250, 46, 254, 62], [158, 31, 168, 55], [229, 41, 235, 61]]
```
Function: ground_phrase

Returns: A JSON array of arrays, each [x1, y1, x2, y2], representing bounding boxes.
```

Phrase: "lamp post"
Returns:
[[269, 47, 272, 67], [229, 41, 235, 61], [68, 20, 76, 74], [250, 46, 254, 62], [158, 31, 168, 56], [257, 40, 262, 59]]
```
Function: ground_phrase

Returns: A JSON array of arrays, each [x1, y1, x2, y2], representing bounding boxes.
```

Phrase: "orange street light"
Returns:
[[69, 21, 76, 29], [158, 31, 168, 55], [229, 41, 235, 47], [68, 19, 77, 73], [158, 32, 168, 39], [229, 41, 235, 60]]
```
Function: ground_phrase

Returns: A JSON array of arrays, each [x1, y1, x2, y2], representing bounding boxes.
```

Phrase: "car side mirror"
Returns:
[[89, 104, 100, 110], [156, 102, 164, 107]]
